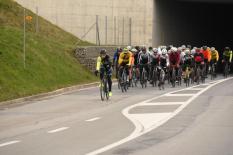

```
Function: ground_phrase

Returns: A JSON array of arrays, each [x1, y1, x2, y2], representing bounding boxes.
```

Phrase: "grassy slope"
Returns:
[[0, 0, 97, 102]]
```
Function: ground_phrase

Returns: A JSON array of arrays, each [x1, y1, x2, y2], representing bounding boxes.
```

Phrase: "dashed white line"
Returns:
[[0, 141, 21, 147], [86, 117, 101, 122], [48, 127, 69, 133]]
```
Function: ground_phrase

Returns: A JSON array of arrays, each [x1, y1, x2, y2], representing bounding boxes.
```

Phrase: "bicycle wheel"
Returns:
[[104, 78, 109, 100], [100, 80, 105, 101], [121, 69, 127, 92], [224, 63, 229, 78], [152, 68, 158, 87], [171, 68, 176, 87]]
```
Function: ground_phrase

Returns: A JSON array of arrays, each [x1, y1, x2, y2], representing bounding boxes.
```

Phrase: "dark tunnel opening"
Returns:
[[153, 0, 233, 50], [153, 0, 233, 72]]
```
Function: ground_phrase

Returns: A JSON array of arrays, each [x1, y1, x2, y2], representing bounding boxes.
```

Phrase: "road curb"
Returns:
[[0, 80, 117, 109]]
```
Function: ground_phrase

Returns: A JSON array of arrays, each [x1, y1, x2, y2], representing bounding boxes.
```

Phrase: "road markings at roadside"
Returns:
[[86, 117, 101, 122], [48, 127, 69, 133], [0, 141, 21, 147], [86, 78, 233, 155]]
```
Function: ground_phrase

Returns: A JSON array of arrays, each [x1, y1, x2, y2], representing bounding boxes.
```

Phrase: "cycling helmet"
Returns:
[[203, 46, 208, 50], [171, 47, 178, 52], [123, 47, 128, 52], [100, 49, 106, 55], [225, 47, 230, 50], [185, 49, 190, 55], [211, 47, 215, 51], [162, 49, 167, 55], [131, 48, 137, 52], [191, 49, 196, 55], [153, 48, 158, 53], [127, 46, 132, 51], [149, 46, 153, 51]]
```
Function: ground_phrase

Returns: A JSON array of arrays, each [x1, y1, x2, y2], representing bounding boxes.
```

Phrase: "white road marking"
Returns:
[[48, 127, 69, 133], [164, 94, 194, 96], [187, 88, 203, 90], [0, 141, 21, 147], [139, 102, 184, 106], [86, 117, 101, 122], [86, 78, 233, 155], [129, 113, 171, 131]]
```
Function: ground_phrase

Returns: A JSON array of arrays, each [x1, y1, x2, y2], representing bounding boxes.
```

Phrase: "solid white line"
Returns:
[[139, 102, 184, 106], [186, 88, 203, 90], [86, 117, 101, 122], [0, 141, 21, 147], [164, 94, 194, 96], [86, 78, 233, 155], [48, 127, 69, 133]]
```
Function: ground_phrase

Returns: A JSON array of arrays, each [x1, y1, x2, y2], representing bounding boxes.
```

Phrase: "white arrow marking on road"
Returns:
[[0, 141, 21, 147], [48, 127, 69, 133], [86, 117, 101, 122]]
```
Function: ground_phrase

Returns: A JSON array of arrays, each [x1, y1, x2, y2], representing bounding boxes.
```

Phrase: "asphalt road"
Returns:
[[0, 76, 232, 155]]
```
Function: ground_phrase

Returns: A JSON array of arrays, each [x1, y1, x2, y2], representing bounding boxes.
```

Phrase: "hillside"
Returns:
[[0, 0, 97, 102]]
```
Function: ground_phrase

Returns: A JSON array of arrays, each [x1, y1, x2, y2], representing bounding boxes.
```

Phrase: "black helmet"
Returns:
[[149, 46, 153, 51], [100, 49, 106, 55]]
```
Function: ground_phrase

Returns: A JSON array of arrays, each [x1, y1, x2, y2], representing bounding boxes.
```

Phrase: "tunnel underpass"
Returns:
[[153, 0, 233, 53]]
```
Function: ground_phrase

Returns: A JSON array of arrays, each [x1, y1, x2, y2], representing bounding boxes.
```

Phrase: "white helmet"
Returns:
[[162, 49, 167, 55], [185, 49, 190, 55], [171, 47, 178, 52], [211, 47, 215, 51], [131, 48, 137, 52], [153, 48, 158, 53], [191, 49, 196, 55], [127, 46, 132, 51]]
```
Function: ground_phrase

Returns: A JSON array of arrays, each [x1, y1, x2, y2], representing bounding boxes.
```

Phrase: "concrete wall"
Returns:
[[15, 0, 153, 46]]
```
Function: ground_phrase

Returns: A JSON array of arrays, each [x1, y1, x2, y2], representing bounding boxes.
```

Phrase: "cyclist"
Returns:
[[222, 46, 232, 73], [113, 47, 122, 79], [202, 46, 211, 77], [150, 48, 160, 83], [194, 48, 204, 81], [210, 47, 219, 75], [138, 46, 150, 82], [95, 49, 113, 97], [118, 47, 133, 84], [183, 49, 193, 77], [169, 47, 180, 81]]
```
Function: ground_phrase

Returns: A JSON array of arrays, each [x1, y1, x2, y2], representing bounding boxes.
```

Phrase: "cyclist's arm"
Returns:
[[128, 53, 132, 66], [208, 50, 211, 62], [230, 51, 232, 62], [118, 54, 123, 66], [216, 51, 219, 62], [96, 56, 101, 71]]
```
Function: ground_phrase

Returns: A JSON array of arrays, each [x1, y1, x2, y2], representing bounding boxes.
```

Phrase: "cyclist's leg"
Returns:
[[146, 64, 150, 80], [139, 64, 143, 81], [107, 71, 112, 92], [100, 67, 104, 80]]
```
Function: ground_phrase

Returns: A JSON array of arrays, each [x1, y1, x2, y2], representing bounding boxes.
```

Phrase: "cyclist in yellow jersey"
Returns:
[[95, 49, 113, 97], [118, 48, 133, 84]]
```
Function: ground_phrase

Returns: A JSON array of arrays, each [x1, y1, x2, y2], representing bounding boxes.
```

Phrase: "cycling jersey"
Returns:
[[223, 50, 232, 62], [194, 52, 204, 63], [118, 51, 132, 66], [169, 52, 180, 66], [96, 55, 112, 71], [202, 49, 211, 62], [211, 50, 219, 61], [139, 52, 150, 64]]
